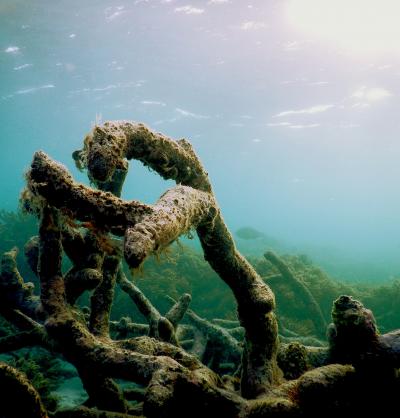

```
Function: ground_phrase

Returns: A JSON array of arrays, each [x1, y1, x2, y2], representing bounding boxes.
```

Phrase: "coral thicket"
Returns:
[[0, 121, 400, 417]]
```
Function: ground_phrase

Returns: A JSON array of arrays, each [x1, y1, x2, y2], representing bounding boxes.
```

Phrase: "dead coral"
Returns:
[[264, 251, 327, 339], [117, 268, 190, 345], [28, 121, 280, 398], [166, 296, 242, 374], [0, 247, 40, 315], [0, 361, 48, 418], [2, 121, 400, 417]]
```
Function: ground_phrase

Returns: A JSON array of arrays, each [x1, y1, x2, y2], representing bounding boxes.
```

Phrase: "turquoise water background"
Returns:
[[1, 0, 400, 282]]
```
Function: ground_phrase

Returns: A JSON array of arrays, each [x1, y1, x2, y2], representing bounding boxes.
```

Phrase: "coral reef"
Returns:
[[0, 121, 400, 416]]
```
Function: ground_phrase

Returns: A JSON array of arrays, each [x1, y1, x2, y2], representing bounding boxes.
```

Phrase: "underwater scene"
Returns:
[[2, 0, 400, 416]]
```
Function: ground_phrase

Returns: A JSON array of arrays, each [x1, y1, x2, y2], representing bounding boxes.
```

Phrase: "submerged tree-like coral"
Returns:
[[1, 121, 400, 417]]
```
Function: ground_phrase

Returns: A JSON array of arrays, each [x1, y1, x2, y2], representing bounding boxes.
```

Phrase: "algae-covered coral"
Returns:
[[1, 121, 400, 416]]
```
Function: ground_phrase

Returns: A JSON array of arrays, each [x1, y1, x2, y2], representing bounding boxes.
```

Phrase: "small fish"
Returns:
[[235, 226, 266, 240]]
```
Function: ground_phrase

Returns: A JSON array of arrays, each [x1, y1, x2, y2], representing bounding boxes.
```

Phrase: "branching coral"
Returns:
[[26, 121, 280, 398], [1, 121, 400, 417], [117, 268, 190, 345]]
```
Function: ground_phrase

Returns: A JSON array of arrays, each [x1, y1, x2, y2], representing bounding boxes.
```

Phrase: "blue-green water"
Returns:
[[2, 0, 400, 283]]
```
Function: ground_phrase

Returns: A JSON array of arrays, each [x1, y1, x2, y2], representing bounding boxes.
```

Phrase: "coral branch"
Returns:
[[62, 227, 104, 305], [117, 268, 162, 336], [110, 317, 149, 339], [89, 256, 119, 337], [198, 218, 279, 397], [212, 318, 240, 328], [35, 208, 244, 415], [38, 207, 66, 317], [185, 307, 242, 373], [53, 406, 140, 418], [0, 329, 47, 353], [24, 235, 40, 276], [0, 362, 48, 418], [165, 293, 191, 329], [27, 151, 152, 235], [0, 308, 43, 332], [75, 121, 280, 397], [0, 247, 40, 318], [264, 251, 327, 338], [124, 186, 215, 268], [76, 122, 211, 192], [117, 269, 182, 344]]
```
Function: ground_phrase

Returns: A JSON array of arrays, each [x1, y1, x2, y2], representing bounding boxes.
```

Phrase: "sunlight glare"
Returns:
[[286, 0, 400, 54]]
